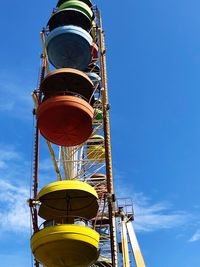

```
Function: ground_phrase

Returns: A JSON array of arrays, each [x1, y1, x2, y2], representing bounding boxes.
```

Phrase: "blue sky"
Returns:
[[0, 0, 200, 266]]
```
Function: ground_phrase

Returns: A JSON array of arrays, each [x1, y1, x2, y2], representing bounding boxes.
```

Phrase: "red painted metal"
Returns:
[[91, 42, 98, 62], [37, 95, 94, 146]]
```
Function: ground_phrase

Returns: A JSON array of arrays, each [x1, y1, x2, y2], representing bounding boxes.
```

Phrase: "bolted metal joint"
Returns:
[[27, 198, 40, 207], [106, 103, 110, 111]]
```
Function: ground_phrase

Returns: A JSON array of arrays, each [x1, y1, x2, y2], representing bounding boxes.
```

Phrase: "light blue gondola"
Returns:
[[46, 25, 93, 70], [86, 72, 101, 88]]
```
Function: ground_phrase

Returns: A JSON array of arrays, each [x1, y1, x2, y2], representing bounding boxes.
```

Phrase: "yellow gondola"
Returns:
[[87, 135, 105, 161], [31, 224, 99, 267], [38, 180, 99, 220]]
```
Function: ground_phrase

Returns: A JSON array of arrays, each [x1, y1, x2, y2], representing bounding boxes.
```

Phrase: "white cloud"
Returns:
[[0, 146, 21, 161], [0, 145, 193, 235], [0, 145, 22, 170], [39, 158, 55, 172], [0, 145, 55, 233], [0, 179, 30, 232], [131, 192, 190, 232], [0, 70, 33, 120], [189, 229, 200, 242], [0, 145, 31, 233], [116, 180, 190, 232]]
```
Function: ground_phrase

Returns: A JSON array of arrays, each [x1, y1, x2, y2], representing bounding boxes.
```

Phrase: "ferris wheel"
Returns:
[[29, 1, 146, 266]]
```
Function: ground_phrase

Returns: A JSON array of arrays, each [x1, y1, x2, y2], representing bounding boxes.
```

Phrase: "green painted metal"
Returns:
[[57, 0, 93, 8], [48, 8, 91, 32], [58, 0, 93, 20], [94, 108, 103, 121]]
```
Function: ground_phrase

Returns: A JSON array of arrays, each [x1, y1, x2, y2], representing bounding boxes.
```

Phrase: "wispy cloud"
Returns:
[[132, 192, 190, 232], [0, 70, 34, 120], [115, 178, 191, 233], [0, 145, 31, 233], [0, 179, 30, 232], [189, 229, 200, 242], [39, 158, 55, 172], [0, 145, 194, 235], [0, 144, 55, 233], [0, 144, 22, 170]]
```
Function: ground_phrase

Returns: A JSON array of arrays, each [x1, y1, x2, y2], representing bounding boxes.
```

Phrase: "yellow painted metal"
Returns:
[[46, 141, 62, 181], [97, 256, 112, 265], [61, 147, 68, 180], [38, 180, 98, 198], [121, 221, 130, 267], [87, 135, 105, 161], [38, 180, 99, 220], [91, 20, 96, 41], [31, 224, 100, 267], [89, 134, 104, 142], [87, 146, 105, 161], [126, 221, 146, 267], [40, 32, 50, 73]]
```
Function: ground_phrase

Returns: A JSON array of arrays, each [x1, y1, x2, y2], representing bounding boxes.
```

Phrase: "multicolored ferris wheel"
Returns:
[[29, 1, 146, 266]]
